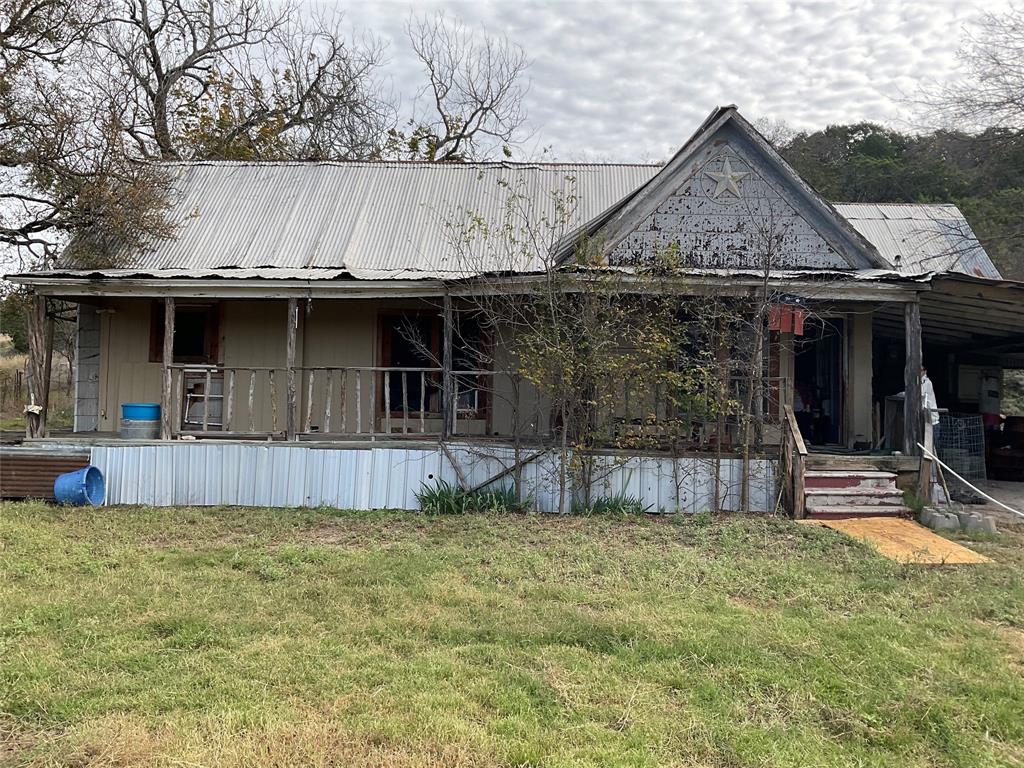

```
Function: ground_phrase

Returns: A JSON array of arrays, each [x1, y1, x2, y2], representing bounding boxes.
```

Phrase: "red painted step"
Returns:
[[804, 470, 897, 491]]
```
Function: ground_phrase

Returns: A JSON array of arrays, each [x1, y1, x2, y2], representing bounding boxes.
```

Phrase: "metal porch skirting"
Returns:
[[89, 443, 777, 513]]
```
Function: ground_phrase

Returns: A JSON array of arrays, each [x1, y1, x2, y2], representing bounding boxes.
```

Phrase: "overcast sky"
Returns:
[[334, 0, 1008, 162]]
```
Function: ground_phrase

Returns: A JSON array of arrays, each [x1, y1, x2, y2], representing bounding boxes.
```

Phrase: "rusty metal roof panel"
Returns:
[[833, 203, 1001, 279]]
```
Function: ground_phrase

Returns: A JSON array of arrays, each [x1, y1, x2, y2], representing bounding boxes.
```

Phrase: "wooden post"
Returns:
[[225, 369, 235, 431], [324, 370, 333, 433], [401, 370, 409, 434], [355, 370, 361, 434], [269, 369, 278, 433], [248, 369, 256, 433], [24, 294, 54, 438], [40, 301, 54, 436], [304, 368, 315, 433], [160, 297, 175, 439], [441, 292, 454, 439], [285, 297, 298, 441], [903, 300, 922, 456]]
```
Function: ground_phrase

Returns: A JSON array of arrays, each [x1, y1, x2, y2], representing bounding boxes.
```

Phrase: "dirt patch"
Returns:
[[0, 719, 45, 764]]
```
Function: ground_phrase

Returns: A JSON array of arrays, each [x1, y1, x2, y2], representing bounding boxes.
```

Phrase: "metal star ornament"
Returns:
[[705, 157, 749, 199]]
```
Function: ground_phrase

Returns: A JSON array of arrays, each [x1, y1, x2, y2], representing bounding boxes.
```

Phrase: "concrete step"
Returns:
[[805, 487, 905, 506], [804, 470, 898, 491], [806, 504, 911, 520]]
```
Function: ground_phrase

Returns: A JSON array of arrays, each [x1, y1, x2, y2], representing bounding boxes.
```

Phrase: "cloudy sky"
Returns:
[[334, 0, 1008, 162]]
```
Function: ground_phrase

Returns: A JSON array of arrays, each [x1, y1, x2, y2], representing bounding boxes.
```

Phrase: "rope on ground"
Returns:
[[918, 442, 1024, 519]]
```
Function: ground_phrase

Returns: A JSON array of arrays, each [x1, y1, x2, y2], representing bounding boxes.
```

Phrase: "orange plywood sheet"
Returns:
[[801, 517, 992, 565]]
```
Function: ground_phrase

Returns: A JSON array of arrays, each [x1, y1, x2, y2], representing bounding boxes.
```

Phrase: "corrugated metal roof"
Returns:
[[109, 161, 661, 279], [834, 203, 1001, 279], [54, 160, 997, 280]]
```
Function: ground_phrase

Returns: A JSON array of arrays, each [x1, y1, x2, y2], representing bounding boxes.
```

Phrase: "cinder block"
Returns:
[[919, 509, 936, 527], [963, 515, 986, 532], [929, 513, 960, 531], [955, 510, 980, 528], [981, 517, 999, 535]]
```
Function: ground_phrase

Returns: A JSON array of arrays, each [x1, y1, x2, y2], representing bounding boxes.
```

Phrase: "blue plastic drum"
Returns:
[[53, 465, 105, 506], [121, 403, 160, 421]]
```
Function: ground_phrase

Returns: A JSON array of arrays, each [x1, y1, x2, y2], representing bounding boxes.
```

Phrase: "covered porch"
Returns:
[[17, 269, 938, 452]]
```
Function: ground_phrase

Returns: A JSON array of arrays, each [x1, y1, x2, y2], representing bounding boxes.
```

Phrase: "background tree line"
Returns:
[[774, 122, 1024, 280]]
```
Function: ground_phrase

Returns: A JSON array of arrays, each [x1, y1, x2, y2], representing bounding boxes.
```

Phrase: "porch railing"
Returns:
[[167, 364, 790, 450], [167, 365, 532, 439], [781, 404, 808, 518]]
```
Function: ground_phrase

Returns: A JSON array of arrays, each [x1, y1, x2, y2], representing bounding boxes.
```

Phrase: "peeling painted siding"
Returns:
[[609, 148, 849, 270]]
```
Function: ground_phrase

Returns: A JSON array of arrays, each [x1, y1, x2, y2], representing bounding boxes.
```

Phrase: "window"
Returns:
[[379, 311, 487, 415], [150, 302, 220, 363], [382, 313, 437, 413]]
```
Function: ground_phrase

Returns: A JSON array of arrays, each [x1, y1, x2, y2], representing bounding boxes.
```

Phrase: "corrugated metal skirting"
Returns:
[[0, 448, 92, 500], [89, 443, 777, 513]]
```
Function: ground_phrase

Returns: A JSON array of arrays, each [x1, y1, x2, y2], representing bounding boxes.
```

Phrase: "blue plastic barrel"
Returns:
[[53, 465, 105, 506], [122, 403, 161, 421]]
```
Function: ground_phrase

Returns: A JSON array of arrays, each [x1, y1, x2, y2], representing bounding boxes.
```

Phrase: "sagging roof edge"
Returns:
[[6, 267, 942, 305]]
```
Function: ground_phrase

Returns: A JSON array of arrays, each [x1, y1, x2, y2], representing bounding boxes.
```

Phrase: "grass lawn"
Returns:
[[1, 502, 1022, 767]]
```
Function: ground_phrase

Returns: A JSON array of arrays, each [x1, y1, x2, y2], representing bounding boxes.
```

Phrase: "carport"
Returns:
[[873, 274, 1024, 481]]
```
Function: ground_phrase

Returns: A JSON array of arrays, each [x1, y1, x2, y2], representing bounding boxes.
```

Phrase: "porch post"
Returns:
[[285, 297, 298, 440], [903, 299, 922, 456], [441, 292, 454, 439], [160, 297, 175, 440], [25, 294, 54, 438]]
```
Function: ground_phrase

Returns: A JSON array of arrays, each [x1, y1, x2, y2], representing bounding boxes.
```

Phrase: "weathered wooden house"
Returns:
[[9, 106, 1024, 513]]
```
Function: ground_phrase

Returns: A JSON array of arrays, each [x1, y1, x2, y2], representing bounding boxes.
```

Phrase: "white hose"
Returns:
[[917, 442, 1024, 520]]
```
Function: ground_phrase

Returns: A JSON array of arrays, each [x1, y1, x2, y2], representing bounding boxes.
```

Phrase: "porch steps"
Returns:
[[804, 468, 911, 520], [804, 454, 912, 473], [804, 470, 896, 490]]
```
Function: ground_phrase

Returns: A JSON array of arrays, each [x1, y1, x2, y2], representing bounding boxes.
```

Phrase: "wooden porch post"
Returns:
[[160, 297, 175, 440], [25, 294, 54, 438], [285, 297, 298, 440], [903, 299, 922, 456], [441, 292, 454, 439]]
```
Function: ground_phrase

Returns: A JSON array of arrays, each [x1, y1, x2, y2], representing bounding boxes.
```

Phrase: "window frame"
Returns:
[[376, 309, 491, 423], [149, 301, 221, 364]]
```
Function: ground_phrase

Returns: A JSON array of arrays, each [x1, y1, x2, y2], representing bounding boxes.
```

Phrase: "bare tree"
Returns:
[[91, 0, 393, 160], [1, 0, 171, 269], [925, 6, 1024, 131], [399, 13, 529, 162]]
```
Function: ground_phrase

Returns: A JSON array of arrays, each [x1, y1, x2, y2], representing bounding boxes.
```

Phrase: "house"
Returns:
[[9, 106, 1024, 513]]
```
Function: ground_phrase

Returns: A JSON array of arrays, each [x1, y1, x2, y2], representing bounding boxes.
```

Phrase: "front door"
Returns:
[[793, 317, 845, 446]]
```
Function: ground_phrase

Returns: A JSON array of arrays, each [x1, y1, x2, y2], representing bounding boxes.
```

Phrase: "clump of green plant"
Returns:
[[573, 491, 650, 516], [415, 479, 530, 515], [902, 489, 927, 516]]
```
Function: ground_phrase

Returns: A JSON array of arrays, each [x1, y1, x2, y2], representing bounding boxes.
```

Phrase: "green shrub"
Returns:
[[415, 479, 530, 515], [573, 491, 651, 516]]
